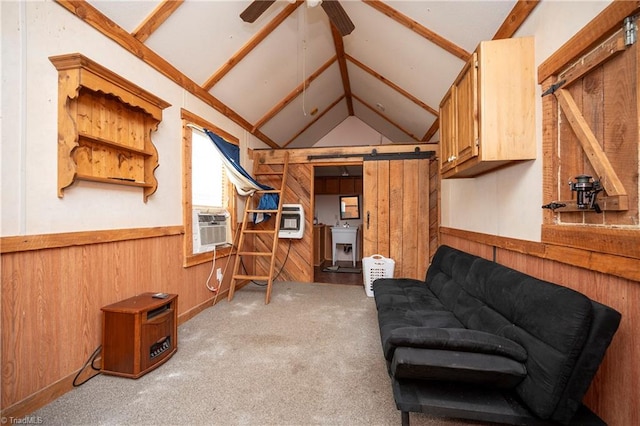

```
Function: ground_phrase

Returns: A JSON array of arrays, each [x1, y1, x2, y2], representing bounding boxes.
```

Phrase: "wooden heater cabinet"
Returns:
[[101, 293, 178, 378]]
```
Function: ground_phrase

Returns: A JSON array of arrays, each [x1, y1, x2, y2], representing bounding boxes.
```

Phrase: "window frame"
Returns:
[[181, 108, 236, 267]]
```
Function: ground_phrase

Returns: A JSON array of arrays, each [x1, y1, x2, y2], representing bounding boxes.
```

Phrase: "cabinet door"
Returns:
[[339, 177, 355, 193], [455, 53, 479, 165], [439, 87, 457, 174], [324, 177, 340, 194]]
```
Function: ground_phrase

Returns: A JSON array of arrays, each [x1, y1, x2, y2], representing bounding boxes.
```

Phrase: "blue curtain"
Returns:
[[204, 130, 279, 223]]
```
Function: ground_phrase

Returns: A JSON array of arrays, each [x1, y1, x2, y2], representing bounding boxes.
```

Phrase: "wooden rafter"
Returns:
[[132, 0, 184, 43], [330, 23, 354, 115], [492, 0, 541, 40], [202, 1, 304, 91], [422, 118, 439, 142], [346, 54, 438, 116], [54, 0, 280, 148], [252, 56, 337, 133], [362, 0, 470, 61]]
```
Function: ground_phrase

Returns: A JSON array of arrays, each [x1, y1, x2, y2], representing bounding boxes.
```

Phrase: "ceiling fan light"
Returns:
[[307, 0, 322, 8]]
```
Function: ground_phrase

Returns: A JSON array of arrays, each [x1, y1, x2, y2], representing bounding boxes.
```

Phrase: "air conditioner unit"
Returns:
[[193, 209, 230, 253]]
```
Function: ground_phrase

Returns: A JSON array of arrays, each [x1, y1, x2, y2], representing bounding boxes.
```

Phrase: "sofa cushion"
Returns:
[[383, 327, 527, 362], [391, 347, 527, 389], [424, 245, 597, 420]]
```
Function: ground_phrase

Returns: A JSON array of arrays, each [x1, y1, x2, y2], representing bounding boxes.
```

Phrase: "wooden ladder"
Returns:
[[227, 153, 289, 304]]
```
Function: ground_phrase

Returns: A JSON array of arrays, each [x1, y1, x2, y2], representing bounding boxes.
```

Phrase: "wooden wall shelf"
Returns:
[[50, 53, 170, 202]]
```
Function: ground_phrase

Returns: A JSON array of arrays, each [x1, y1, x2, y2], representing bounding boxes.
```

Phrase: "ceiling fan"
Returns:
[[240, 0, 355, 36]]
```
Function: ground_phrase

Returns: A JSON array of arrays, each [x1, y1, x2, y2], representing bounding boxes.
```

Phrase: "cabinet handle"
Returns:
[[367, 211, 370, 229]]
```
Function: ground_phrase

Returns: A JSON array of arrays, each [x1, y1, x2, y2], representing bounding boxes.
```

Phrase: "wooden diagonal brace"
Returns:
[[555, 88, 628, 200]]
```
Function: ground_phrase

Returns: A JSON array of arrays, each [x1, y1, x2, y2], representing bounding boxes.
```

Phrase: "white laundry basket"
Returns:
[[362, 254, 395, 297]]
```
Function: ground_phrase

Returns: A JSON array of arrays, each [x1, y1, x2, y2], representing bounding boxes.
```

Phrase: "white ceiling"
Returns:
[[86, 0, 521, 148]]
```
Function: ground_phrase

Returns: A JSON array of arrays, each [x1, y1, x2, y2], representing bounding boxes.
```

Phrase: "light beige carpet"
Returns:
[[33, 282, 483, 425]]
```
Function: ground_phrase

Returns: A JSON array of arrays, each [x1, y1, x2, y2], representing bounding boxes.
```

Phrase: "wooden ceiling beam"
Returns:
[[202, 0, 304, 91], [132, 0, 184, 43], [252, 56, 338, 133], [362, 0, 470, 61], [346, 54, 438, 117], [492, 0, 540, 40], [54, 0, 280, 148], [351, 94, 419, 142], [330, 23, 354, 115], [422, 118, 439, 142]]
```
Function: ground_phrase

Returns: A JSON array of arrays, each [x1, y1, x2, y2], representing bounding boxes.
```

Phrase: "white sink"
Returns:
[[331, 227, 358, 266]]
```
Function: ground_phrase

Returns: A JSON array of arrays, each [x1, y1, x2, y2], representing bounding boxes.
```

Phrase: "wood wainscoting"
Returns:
[[1, 228, 237, 418], [441, 228, 640, 426]]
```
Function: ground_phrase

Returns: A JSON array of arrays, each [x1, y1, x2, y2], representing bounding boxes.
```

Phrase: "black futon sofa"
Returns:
[[373, 245, 621, 426]]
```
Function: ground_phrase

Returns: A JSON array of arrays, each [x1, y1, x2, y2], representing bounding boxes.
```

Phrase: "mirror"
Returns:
[[339, 195, 360, 220]]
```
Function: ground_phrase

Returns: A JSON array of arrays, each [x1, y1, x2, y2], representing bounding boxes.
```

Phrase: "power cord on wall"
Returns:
[[205, 245, 218, 292], [73, 345, 102, 387]]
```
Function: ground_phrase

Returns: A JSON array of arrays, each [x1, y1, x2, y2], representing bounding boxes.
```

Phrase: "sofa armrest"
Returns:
[[384, 327, 527, 362], [391, 347, 527, 389]]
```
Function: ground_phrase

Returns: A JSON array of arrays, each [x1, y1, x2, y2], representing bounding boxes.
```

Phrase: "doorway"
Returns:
[[312, 164, 364, 285]]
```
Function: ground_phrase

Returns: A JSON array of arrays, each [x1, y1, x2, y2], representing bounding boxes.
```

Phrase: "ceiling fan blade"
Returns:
[[321, 0, 355, 36], [240, 0, 276, 23]]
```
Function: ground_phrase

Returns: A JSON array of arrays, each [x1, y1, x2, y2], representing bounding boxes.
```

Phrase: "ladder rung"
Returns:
[[243, 229, 277, 234], [256, 189, 281, 194], [233, 274, 271, 281], [246, 209, 278, 213], [238, 251, 273, 256]]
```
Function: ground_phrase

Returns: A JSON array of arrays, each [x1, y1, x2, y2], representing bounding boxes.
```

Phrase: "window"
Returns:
[[181, 109, 236, 266], [191, 130, 227, 208]]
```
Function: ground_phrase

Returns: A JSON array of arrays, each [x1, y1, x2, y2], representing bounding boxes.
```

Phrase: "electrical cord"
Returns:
[[241, 238, 292, 286], [73, 345, 102, 387], [205, 245, 218, 292]]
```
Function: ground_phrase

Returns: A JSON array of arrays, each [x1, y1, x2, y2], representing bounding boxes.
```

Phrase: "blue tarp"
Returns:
[[204, 130, 278, 224]]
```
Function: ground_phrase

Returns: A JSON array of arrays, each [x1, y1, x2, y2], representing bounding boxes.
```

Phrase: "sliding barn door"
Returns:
[[363, 157, 431, 280]]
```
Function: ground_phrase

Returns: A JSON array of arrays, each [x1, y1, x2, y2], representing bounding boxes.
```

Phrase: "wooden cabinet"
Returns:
[[101, 293, 178, 378], [313, 225, 325, 266], [50, 53, 170, 202], [439, 37, 535, 178], [315, 176, 363, 194]]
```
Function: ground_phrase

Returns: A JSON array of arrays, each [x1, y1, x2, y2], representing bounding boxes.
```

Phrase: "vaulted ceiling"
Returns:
[[69, 0, 539, 149]]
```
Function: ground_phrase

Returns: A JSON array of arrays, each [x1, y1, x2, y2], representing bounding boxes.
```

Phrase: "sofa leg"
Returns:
[[401, 411, 410, 426]]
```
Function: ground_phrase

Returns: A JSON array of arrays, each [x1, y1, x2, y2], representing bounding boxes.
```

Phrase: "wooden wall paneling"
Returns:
[[1, 234, 230, 417], [440, 233, 640, 425], [252, 163, 312, 283], [603, 41, 638, 224]]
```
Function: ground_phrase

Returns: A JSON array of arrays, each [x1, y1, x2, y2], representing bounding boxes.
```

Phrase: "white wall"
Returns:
[[0, 0, 248, 236], [313, 115, 390, 147], [440, 0, 611, 242]]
